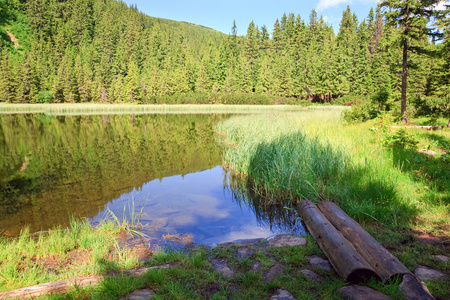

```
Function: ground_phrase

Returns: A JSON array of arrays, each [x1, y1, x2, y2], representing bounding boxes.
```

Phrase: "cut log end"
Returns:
[[347, 269, 381, 284]]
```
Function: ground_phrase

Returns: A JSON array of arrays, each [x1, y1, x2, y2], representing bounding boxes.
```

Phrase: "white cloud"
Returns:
[[316, 0, 381, 11], [433, 1, 449, 11], [317, 0, 351, 11]]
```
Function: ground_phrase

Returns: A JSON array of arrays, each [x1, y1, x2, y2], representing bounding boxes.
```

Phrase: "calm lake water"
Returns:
[[0, 113, 302, 247]]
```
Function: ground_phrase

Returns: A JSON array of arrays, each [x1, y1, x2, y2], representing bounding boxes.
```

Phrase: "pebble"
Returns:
[[236, 246, 255, 260], [264, 263, 285, 283], [307, 255, 333, 272], [210, 259, 235, 278], [414, 265, 447, 281], [270, 289, 297, 300], [432, 255, 449, 263], [267, 234, 307, 248], [300, 269, 322, 282]]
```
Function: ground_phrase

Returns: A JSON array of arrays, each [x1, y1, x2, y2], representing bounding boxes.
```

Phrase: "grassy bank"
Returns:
[[0, 103, 305, 115], [217, 110, 449, 226], [216, 109, 449, 297], [0, 220, 147, 293], [1, 108, 448, 299]]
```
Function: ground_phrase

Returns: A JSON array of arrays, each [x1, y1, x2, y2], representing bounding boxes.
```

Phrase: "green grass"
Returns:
[[217, 109, 450, 227], [0, 219, 141, 293], [1, 108, 448, 299], [213, 108, 449, 298], [0, 103, 305, 115]]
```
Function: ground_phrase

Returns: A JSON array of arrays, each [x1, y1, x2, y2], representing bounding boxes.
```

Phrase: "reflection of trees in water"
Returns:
[[0, 113, 226, 236], [224, 171, 298, 232]]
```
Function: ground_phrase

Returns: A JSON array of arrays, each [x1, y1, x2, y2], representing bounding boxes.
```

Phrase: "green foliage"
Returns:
[[371, 86, 390, 111], [382, 129, 419, 150], [342, 96, 375, 123], [36, 91, 53, 103], [218, 109, 450, 226], [0, 0, 448, 113]]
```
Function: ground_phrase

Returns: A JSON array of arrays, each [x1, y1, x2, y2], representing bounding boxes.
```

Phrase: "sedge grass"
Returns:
[[105, 194, 148, 238], [217, 109, 450, 228]]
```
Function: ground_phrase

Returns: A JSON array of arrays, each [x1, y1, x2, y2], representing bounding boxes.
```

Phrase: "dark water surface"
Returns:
[[0, 113, 301, 246]]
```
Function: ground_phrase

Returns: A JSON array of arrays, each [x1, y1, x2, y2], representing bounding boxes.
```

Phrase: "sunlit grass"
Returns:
[[217, 109, 450, 227], [0, 219, 140, 292]]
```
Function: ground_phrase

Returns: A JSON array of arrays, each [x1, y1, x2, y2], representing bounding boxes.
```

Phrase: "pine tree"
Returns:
[[0, 50, 17, 102], [381, 0, 447, 123]]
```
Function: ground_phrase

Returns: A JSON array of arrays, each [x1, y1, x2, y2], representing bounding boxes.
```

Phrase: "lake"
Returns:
[[0, 113, 302, 247]]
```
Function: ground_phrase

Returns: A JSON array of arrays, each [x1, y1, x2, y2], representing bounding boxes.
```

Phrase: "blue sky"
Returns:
[[122, 0, 381, 35]]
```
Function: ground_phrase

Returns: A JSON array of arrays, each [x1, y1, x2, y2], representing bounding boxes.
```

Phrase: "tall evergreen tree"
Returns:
[[381, 0, 447, 123]]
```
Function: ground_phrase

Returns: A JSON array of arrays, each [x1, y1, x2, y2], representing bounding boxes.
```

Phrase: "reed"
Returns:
[[217, 109, 450, 226]]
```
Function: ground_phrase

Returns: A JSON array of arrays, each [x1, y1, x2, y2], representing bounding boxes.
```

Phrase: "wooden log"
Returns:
[[391, 125, 444, 130], [0, 276, 103, 299], [0, 264, 172, 299], [296, 200, 380, 283], [317, 201, 412, 282]]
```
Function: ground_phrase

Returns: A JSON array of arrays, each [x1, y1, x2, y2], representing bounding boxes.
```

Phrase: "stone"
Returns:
[[414, 265, 447, 281], [219, 238, 263, 248], [119, 289, 155, 300], [251, 262, 262, 271], [308, 255, 332, 272], [237, 246, 255, 260], [265, 263, 285, 284], [270, 289, 297, 300], [398, 274, 435, 300], [432, 255, 450, 263], [210, 259, 235, 278], [300, 269, 322, 282], [267, 234, 307, 248], [337, 286, 392, 300]]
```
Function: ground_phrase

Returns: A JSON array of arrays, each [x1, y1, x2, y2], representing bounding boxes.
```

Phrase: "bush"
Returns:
[[371, 87, 390, 111], [36, 91, 53, 103], [342, 96, 376, 123], [383, 129, 419, 150]]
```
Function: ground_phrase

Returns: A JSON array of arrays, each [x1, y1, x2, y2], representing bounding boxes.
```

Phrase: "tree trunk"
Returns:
[[401, 40, 408, 124], [447, 117, 450, 128], [401, 8, 410, 125], [296, 200, 380, 283], [317, 201, 412, 282]]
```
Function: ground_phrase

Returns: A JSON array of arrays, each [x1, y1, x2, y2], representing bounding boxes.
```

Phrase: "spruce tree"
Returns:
[[381, 0, 447, 123]]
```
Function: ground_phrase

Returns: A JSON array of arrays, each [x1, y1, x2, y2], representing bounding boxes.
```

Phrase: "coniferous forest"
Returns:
[[0, 0, 449, 111]]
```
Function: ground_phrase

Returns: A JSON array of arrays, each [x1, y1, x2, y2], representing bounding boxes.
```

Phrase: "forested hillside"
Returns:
[[0, 0, 449, 106]]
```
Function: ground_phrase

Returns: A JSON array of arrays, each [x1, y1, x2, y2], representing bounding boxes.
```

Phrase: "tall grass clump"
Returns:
[[0, 219, 140, 292], [217, 109, 449, 226]]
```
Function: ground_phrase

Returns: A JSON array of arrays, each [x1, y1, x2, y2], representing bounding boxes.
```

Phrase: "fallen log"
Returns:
[[317, 201, 412, 282], [296, 200, 380, 283], [391, 125, 444, 130], [0, 276, 103, 300], [0, 264, 172, 300]]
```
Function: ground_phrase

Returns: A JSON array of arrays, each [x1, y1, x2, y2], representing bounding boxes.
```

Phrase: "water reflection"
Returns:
[[0, 113, 223, 236], [0, 113, 303, 245], [92, 166, 303, 247]]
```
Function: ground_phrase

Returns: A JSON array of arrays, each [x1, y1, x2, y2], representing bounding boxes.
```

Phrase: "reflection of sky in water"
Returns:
[[91, 166, 300, 247]]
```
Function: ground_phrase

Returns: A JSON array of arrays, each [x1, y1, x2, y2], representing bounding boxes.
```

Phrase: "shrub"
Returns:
[[383, 129, 419, 150], [342, 96, 376, 123], [36, 91, 53, 103]]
